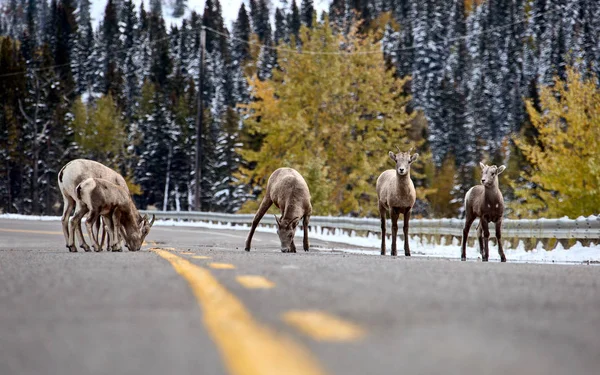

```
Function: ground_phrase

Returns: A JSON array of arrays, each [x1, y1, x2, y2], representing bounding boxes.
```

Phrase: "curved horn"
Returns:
[[408, 147, 414, 154], [150, 214, 155, 226], [273, 215, 281, 226], [395, 145, 401, 153]]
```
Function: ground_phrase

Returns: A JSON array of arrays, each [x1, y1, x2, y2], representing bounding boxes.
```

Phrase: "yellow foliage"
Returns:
[[512, 67, 600, 218], [71, 94, 141, 195], [72, 94, 127, 163], [429, 155, 461, 218], [239, 19, 417, 216]]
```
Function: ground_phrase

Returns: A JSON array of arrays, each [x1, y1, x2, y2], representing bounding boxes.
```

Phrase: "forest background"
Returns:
[[0, 0, 598, 219]]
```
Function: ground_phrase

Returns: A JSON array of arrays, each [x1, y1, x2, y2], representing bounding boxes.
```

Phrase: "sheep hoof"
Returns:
[[461, 256, 466, 261], [501, 257, 507, 263], [81, 244, 91, 252], [244, 247, 250, 252], [93, 246, 103, 252], [405, 251, 411, 257], [67, 245, 77, 253]]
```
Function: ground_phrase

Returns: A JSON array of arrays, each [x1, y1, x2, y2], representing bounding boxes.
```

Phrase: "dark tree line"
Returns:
[[1, 0, 598, 217]]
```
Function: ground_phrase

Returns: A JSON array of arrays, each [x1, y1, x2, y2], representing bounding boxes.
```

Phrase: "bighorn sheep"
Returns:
[[59, 159, 130, 252], [461, 162, 507, 262], [376, 148, 419, 256], [245, 168, 312, 253], [76, 178, 154, 252]]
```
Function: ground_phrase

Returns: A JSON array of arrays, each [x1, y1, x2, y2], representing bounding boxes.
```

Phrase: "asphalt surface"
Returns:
[[1, 218, 599, 375]]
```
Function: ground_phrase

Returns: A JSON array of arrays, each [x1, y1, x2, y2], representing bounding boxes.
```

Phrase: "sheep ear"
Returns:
[[410, 153, 419, 163], [479, 162, 486, 169], [389, 151, 396, 161], [291, 218, 300, 229], [497, 165, 506, 175]]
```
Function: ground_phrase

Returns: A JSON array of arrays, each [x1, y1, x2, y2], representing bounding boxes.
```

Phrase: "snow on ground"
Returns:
[[2, 213, 599, 264]]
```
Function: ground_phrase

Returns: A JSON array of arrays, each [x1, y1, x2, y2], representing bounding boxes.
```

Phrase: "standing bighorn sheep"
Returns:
[[376, 148, 419, 256], [461, 162, 507, 262], [245, 168, 312, 253], [76, 178, 154, 252], [59, 159, 130, 252]]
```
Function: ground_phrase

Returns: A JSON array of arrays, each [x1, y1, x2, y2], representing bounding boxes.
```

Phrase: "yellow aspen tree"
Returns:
[[239, 18, 420, 215], [513, 68, 600, 218]]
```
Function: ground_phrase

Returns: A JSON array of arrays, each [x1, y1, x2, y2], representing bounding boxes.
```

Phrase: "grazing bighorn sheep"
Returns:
[[76, 178, 154, 252], [59, 159, 131, 252], [245, 168, 312, 253], [461, 162, 507, 262], [376, 147, 419, 256]]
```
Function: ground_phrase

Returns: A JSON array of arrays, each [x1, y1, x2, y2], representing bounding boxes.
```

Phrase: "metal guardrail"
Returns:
[[141, 211, 600, 241]]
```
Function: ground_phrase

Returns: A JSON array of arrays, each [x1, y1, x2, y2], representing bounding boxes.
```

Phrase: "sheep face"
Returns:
[[479, 162, 506, 188], [389, 151, 419, 176], [140, 214, 155, 243], [275, 215, 299, 253]]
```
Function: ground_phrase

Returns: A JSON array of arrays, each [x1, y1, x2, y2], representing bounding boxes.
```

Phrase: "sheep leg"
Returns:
[[111, 210, 123, 252], [477, 224, 484, 259], [480, 219, 490, 262], [68, 202, 89, 252], [245, 196, 273, 251], [379, 204, 387, 255], [302, 215, 310, 251], [403, 208, 411, 257], [61, 196, 75, 251], [496, 220, 506, 262], [92, 217, 103, 251], [461, 215, 476, 261], [85, 211, 102, 252], [390, 207, 400, 257]]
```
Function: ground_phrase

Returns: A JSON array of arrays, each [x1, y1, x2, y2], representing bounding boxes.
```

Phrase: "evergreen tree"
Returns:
[[289, 0, 301, 39], [274, 8, 288, 45], [172, 0, 187, 18], [301, 0, 314, 27], [73, 0, 94, 96]]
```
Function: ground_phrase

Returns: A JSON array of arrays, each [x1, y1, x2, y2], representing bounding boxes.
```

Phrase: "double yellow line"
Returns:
[[152, 249, 327, 375]]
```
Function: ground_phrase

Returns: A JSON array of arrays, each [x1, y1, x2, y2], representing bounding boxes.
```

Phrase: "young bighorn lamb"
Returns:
[[376, 148, 419, 256], [245, 168, 312, 253], [59, 159, 133, 251], [461, 162, 507, 262], [76, 178, 154, 252], [59, 159, 131, 252]]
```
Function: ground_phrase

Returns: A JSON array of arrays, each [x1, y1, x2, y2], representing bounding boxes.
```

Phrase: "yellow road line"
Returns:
[[152, 249, 326, 375], [283, 310, 366, 342], [180, 252, 194, 255], [191, 255, 211, 259], [209, 262, 236, 270], [236, 275, 275, 289]]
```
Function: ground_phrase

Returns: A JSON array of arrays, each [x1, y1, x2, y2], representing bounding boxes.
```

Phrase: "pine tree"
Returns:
[[289, 0, 301, 39], [172, 0, 187, 18], [274, 8, 288, 45], [301, 0, 314, 28], [73, 0, 94, 96]]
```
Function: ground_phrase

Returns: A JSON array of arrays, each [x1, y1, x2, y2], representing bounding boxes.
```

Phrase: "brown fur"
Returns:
[[59, 159, 129, 252], [77, 178, 154, 252], [461, 162, 507, 262], [245, 168, 312, 253], [376, 150, 418, 256]]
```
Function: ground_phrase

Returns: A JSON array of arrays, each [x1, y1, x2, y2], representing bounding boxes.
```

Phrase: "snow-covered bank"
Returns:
[[2, 214, 598, 264]]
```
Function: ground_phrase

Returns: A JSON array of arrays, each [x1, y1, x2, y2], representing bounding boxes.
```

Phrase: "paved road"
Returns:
[[1, 218, 599, 375]]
